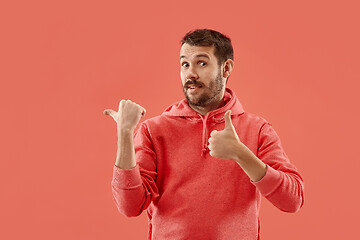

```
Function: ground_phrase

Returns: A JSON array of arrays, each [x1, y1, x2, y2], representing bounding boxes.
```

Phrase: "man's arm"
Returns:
[[233, 145, 267, 182], [208, 110, 304, 213], [104, 100, 159, 217], [250, 122, 304, 213], [208, 110, 267, 182], [115, 128, 136, 169], [104, 99, 145, 170]]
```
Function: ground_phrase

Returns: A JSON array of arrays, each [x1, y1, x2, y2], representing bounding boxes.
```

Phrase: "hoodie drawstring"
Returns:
[[200, 115, 209, 157]]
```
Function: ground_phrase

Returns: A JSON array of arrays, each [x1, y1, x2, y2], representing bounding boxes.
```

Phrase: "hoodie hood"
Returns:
[[162, 88, 245, 156]]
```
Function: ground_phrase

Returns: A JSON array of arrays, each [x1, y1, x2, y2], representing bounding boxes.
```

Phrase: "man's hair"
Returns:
[[180, 29, 234, 66]]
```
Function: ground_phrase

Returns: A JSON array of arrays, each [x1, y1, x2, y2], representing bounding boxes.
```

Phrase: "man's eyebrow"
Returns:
[[180, 54, 211, 60]]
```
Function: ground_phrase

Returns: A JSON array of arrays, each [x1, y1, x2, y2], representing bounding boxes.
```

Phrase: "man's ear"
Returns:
[[222, 59, 234, 79]]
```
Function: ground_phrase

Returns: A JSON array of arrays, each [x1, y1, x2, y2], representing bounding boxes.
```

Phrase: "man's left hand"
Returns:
[[208, 110, 244, 161]]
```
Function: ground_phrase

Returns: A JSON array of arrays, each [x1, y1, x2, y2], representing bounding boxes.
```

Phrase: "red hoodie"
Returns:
[[111, 88, 304, 240]]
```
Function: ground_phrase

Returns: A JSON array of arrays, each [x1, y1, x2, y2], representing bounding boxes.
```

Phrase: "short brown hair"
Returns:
[[181, 29, 234, 66]]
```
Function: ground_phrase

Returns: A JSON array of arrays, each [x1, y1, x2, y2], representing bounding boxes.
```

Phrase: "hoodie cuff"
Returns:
[[250, 164, 283, 197], [112, 163, 143, 189]]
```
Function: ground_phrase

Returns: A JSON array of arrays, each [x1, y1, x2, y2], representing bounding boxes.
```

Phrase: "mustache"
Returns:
[[184, 79, 204, 88]]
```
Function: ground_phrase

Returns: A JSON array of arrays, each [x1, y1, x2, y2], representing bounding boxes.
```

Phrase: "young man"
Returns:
[[104, 29, 304, 240]]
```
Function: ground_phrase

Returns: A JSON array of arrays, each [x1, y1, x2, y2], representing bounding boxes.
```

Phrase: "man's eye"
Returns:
[[199, 62, 206, 66], [182, 63, 189, 67]]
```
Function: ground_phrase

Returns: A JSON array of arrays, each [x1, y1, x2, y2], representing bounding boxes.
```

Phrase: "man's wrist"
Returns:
[[117, 125, 135, 134], [232, 141, 251, 163], [233, 142, 267, 182]]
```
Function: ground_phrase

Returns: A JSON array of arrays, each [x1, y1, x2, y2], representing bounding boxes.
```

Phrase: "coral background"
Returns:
[[1, 0, 359, 239]]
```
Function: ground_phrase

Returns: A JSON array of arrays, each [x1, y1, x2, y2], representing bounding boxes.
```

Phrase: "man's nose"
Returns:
[[186, 65, 198, 80]]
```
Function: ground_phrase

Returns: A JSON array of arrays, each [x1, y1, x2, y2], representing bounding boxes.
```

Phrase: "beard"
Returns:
[[183, 69, 224, 107]]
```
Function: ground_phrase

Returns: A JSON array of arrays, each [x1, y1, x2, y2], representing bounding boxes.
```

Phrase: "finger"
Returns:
[[224, 110, 233, 129], [118, 99, 126, 111], [103, 109, 116, 117], [138, 105, 146, 117], [210, 130, 218, 137]]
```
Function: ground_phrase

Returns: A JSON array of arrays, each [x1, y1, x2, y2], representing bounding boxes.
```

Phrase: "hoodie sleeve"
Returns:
[[111, 122, 159, 217], [251, 122, 304, 213]]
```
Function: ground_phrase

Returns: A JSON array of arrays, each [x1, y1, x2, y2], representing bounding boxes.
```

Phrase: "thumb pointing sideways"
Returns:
[[224, 110, 234, 129]]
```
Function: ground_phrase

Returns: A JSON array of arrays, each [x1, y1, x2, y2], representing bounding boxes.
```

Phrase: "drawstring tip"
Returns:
[[201, 148, 207, 157]]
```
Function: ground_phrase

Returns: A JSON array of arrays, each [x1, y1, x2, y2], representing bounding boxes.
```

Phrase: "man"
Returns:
[[104, 29, 304, 240]]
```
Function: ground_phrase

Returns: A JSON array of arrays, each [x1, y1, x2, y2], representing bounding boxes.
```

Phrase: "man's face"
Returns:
[[180, 44, 225, 107]]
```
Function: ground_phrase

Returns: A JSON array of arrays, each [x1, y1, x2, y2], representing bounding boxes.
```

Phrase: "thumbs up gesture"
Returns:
[[208, 110, 244, 160], [103, 100, 146, 132]]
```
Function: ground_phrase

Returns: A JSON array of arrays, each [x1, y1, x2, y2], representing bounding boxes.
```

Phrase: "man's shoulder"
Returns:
[[142, 114, 165, 125], [139, 113, 174, 129], [240, 111, 270, 126]]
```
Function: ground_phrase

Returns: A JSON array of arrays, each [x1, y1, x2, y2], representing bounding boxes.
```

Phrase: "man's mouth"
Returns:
[[186, 81, 203, 89], [187, 85, 202, 92]]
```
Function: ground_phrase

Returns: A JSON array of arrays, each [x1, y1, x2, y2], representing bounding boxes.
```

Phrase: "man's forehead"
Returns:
[[180, 44, 215, 59]]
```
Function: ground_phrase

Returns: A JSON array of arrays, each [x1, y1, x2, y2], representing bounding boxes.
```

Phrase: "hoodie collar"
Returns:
[[162, 88, 245, 118], [162, 88, 245, 157]]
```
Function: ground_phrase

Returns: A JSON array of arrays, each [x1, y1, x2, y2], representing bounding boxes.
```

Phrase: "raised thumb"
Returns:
[[224, 110, 233, 129]]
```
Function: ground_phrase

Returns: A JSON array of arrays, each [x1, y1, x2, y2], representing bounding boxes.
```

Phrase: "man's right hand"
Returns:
[[103, 100, 146, 131]]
